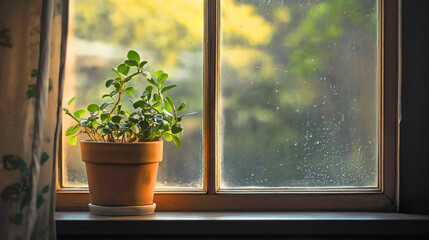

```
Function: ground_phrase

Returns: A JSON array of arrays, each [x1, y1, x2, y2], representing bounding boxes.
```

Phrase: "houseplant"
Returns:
[[63, 50, 189, 215]]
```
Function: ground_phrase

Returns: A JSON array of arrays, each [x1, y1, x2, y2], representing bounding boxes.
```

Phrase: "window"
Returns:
[[57, 0, 399, 211], [61, 0, 205, 191]]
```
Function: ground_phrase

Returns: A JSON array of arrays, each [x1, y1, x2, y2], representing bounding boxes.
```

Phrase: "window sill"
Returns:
[[56, 211, 429, 236]]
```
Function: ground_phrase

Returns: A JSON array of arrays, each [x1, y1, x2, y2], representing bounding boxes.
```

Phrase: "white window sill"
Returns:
[[56, 211, 429, 236]]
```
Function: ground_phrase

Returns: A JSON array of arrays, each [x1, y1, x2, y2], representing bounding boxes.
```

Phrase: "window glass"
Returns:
[[62, 0, 204, 190], [220, 0, 379, 189]]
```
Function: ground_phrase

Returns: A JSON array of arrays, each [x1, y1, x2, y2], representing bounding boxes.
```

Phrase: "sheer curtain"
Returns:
[[0, 0, 68, 239]]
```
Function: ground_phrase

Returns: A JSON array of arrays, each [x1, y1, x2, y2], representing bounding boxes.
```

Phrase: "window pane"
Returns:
[[220, 0, 379, 189], [62, 0, 204, 190]]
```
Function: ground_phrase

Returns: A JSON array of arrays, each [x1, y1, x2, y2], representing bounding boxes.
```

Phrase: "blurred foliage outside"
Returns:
[[63, 0, 379, 189]]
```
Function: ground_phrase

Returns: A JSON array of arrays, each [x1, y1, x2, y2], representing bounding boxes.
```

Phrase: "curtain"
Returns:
[[0, 0, 68, 239]]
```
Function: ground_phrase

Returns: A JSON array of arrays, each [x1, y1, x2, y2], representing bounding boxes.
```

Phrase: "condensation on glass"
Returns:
[[220, 0, 379, 189], [62, 0, 204, 190]]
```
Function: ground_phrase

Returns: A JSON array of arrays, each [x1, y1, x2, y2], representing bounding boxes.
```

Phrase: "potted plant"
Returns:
[[63, 50, 189, 215]]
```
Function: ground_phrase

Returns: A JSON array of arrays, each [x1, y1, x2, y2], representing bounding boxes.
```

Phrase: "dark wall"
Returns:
[[400, 0, 429, 214]]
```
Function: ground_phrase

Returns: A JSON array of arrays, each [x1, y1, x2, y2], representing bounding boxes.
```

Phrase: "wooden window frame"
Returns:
[[56, 0, 399, 211]]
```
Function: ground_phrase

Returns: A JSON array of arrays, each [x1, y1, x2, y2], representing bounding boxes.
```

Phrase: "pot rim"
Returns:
[[80, 139, 163, 164], [81, 139, 163, 145]]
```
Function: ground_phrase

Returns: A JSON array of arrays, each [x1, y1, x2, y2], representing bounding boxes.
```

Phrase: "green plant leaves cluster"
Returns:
[[63, 50, 193, 146]]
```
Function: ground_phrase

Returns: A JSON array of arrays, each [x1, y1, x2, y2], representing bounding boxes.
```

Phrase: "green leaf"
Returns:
[[111, 116, 122, 123], [124, 87, 135, 95], [100, 113, 109, 122], [129, 117, 139, 123], [100, 102, 112, 110], [172, 135, 181, 146], [118, 64, 127, 73], [146, 85, 153, 94], [147, 78, 157, 87], [68, 136, 77, 145], [177, 103, 185, 112], [73, 109, 86, 118], [87, 104, 99, 112], [172, 124, 182, 134], [41, 185, 49, 194], [133, 100, 147, 109], [139, 120, 150, 130], [153, 93, 161, 101], [123, 66, 130, 75], [140, 61, 148, 68], [102, 94, 110, 98], [158, 73, 168, 83], [154, 70, 164, 78], [144, 128, 155, 139], [161, 85, 177, 94], [164, 98, 173, 112], [68, 97, 76, 107], [127, 50, 140, 63], [40, 152, 49, 165], [124, 60, 138, 67], [142, 71, 151, 80], [159, 120, 169, 130], [65, 126, 73, 136], [164, 134, 173, 142], [71, 125, 79, 135], [165, 96, 175, 111], [153, 102, 162, 109], [113, 82, 121, 91]]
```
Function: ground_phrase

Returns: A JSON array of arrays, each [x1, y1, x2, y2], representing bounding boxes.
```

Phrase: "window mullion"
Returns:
[[204, 0, 220, 195]]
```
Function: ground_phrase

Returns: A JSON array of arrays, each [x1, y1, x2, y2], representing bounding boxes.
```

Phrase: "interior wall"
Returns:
[[399, 0, 429, 214]]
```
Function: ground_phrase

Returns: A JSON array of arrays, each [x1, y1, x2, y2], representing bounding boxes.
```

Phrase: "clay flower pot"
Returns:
[[80, 140, 163, 215]]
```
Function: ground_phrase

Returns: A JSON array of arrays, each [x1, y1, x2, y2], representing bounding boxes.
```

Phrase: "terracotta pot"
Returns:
[[80, 140, 163, 206]]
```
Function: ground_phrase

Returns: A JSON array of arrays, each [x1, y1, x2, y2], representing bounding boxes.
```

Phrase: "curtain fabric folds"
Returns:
[[0, 0, 68, 239]]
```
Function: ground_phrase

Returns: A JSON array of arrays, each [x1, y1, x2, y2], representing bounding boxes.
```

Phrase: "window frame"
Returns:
[[56, 0, 399, 211]]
